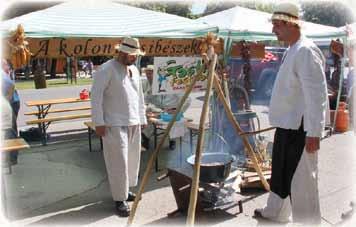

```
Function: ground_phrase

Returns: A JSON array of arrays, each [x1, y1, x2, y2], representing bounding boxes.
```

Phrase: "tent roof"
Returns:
[[197, 6, 346, 40], [0, 1, 217, 38]]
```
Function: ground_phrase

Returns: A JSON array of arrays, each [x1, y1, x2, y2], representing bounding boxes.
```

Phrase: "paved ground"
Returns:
[[1, 85, 356, 226]]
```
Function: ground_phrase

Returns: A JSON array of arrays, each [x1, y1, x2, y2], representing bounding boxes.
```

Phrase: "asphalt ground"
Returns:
[[1, 85, 355, 227]]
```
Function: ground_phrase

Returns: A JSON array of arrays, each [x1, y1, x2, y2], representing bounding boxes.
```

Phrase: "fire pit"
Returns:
[[162, 160, 242, 216], [186, 152, 236, 183]]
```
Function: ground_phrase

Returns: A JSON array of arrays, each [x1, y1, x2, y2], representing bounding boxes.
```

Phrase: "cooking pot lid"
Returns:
[[187, 152, 236, 166]]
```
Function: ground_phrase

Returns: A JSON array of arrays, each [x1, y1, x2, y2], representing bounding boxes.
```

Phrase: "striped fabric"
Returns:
[[0, 1, 217, 38], [196, 5, 346, 41]]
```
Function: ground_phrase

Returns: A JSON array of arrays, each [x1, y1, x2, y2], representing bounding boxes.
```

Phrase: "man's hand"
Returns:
[[165, 108, 176, 114], [95, 126, 106, 137], [305, 136, 320, 153]]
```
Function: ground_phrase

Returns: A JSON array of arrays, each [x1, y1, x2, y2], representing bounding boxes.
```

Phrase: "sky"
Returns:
[[191, 2, 207, 15]]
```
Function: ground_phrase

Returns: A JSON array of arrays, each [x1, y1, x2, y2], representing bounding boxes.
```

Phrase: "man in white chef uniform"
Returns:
[[91, 37, 147, 217], [254, 2, 328, 225]]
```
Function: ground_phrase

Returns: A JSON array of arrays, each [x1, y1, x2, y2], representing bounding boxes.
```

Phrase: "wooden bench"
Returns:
[[24, 106, 91, 116], [25, 97, 92, 145], [1, 138, 30, 174], [1, 138, 29, 152], [26, 113, 91, 125], [84, 121, 103, 152], [26, 113, 91, 145]]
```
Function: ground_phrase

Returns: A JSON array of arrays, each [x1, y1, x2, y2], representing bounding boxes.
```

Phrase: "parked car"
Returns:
[[227, 46, 286, 99]]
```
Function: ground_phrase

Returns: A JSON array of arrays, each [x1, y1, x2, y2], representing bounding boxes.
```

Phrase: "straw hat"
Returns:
[[145, 65, 154, 71], [115, 37, 145, 55], [271, 2, 301, 26]]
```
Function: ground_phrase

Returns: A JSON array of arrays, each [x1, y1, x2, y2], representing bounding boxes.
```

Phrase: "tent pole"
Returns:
[[127, 65, 203, 226], [213, 74, 270, 191], [332, 36, 348, 131], [222, 36, 233, 107], [186, 54, 218, 226]]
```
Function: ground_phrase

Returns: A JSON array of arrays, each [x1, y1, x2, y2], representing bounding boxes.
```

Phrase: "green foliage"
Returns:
[[301, 1, 354, 27], [202, 0, 354, 27], [124, 1, 196, 19], [203, 1, 237, 16], [202, 0, 276, 16], [15, 78, 93, 90]]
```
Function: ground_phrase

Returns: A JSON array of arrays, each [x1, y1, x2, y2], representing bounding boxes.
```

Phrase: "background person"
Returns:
[[142, 65, 191, 150], [91, 37, 147, 217], [2, 59, 20, 165], [346, 39, 356, 130], [254, 2, 328, 225]]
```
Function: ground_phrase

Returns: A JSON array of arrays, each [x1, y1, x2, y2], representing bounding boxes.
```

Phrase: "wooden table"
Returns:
[[26, 97, 91, 118], [25, 97, 91, 145], [148, 117, 185, 172], [184, 121, 210, 154]]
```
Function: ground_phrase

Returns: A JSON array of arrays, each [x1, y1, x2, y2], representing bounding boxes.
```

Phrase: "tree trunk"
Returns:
[[50, 58, 57, 79], [34, 59, 47, 89]]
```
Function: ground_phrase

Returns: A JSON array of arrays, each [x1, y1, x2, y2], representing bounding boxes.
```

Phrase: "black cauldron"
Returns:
[[186, 152, 236, 183]]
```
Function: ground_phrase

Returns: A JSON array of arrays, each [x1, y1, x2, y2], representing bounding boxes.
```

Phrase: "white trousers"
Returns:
[[102, 125, 141, 201], [261, 149, 321, 225]]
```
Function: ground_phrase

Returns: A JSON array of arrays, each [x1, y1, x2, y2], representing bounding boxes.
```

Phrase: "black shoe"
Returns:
[[254, 208, 264, 218], [127, 191, 141, 202], [254, 208, 289, 223], [115, 201, 130, 217], [169, 140, 176, 150], [127, 191, 136, 202], [141, 135, 150, 150]]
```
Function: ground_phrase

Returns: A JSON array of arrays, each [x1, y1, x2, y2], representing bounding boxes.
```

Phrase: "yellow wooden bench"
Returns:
[[26, 113, 91, 125], [25, 106, 91, 116], [84, 121, 102, 152], [26, 113, 91, 145], [1, 138, 30, 174], [1, 138, 29, 152]]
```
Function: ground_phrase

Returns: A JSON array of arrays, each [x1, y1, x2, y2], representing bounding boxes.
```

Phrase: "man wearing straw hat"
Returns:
[[91, 37, 147, 217], [254, 2, 328, 225]]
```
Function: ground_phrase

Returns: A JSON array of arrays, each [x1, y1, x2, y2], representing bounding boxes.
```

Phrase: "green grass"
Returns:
[[15, 77, 93, 90]]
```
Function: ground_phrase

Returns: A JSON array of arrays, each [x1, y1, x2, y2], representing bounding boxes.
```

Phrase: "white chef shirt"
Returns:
[[91, 59, 147, 127], [269, 36, 328, 137]]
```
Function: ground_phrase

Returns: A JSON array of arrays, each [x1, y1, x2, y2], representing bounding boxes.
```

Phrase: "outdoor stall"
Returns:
[[197, 5, 349, 134], [0, 1, 351, 226], [0, 1, 220, 146], [1, 2, 252, 225]]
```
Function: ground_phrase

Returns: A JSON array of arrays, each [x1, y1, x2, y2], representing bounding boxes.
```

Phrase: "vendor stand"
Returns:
[[1, 2, 350, 226]]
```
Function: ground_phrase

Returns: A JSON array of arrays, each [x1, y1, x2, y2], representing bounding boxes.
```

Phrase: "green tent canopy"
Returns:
[[0, 1, 218, 38], [196, 5, 346, 41]]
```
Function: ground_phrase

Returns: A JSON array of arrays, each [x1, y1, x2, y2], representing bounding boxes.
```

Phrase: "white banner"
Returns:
[[152, 57, 208, 95]]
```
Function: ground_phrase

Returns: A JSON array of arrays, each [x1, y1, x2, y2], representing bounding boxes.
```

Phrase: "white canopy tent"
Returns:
[[196, 5, 346, 41], [0, 1, 217, 38]]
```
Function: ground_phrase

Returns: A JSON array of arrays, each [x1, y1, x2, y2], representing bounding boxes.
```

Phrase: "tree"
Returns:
[[301, 1, 354, 27], [202, 0, 275, 16], [123, 1, 196, 19], [202, 0, 354, 27], [202, 1, 237, 16], [2, 2, 61, 20]]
